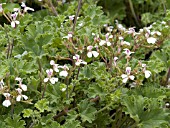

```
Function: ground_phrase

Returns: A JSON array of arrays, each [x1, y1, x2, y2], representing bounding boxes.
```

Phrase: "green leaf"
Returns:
[[122, 95, 169, 128], [35, 99, 50, 113], [78, 100, 96, 123], [5, 114, 26, 128], [22, 109, 33, 118]]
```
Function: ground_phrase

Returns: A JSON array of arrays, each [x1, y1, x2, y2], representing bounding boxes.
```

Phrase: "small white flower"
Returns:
[[15, 77, 27, 91], [44, 69, 58, 84], [59, 65, 69, 77], [121, 67, 135, 83], [59, 70, 68, 77], [63, 33, 73, 39], [2, 93, 11, 107], [49, 77, 58, 84], [142, 64, 151, 78], [50, 60, 59, 72], [21, 2, 34, 12], [16, 88, 28, 101], [114, 57, 118, 66], [147, 37, 157, 44], [123, 48, 134, 56], [144, 70, 151, 78], [99, 40, 106, 46], [73, 54, 87, 66], [87, 46, 99, 58], [121, 41, 130, 46], [69, 15, 75, 20]]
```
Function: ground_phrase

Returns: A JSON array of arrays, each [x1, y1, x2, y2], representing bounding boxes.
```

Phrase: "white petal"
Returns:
[[129, 75, 135, 80], [87, 46, 93, 50], [15, 77, 21, 81], [92, 51, 99, 58], [147, 37, 157, 44], [106, 41, 111, 46], [87, 52, 92, 58], [99, 40, 106, 46], [50, 77, 58, 84], [59, 71, 68, 77], [75, 61, 80, 66], [2, 100, 11, 107], [50, 60, 55, 65], [3, 93, 10, 97], [21, 84, 27, 91], [44, 78, 49, 83], [22, 95, 28, 100], [15, 21, 20, 25], [121, 74, 127, 79], [11, 21, 15, 28], [16, 95, 22, 101], [145, 70, 151, 78], [122, 78, 128, 83]]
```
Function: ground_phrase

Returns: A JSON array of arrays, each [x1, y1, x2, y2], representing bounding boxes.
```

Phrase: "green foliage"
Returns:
[[0, 0, 169, 128]]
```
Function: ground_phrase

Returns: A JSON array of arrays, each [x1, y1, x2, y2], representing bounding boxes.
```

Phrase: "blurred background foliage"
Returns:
[[1, 0, 170, 29]]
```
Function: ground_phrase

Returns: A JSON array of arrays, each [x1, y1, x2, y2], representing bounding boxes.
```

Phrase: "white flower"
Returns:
[[69, 15, 75, 20], [147, 37, 157, 44], [123, 48, 134, 56], [121, 41, 130, 46], [121, 67, 135, 83], [114, 57, 118, 66], [73, 54, 87, 66], [59, 71, 68, 77], [87, 46, 99, 58], [50, 60, 59, 72], [3, 100, 11, 107], [15, 77, 27, 91], [16, 88, 28, 101], [59, 65, 69, 77], [144, 70, 151, 78], [99, 40, 106, 46], [63, 33, 73, 39], [21, 2, 34, 12], [142, 64, 151, 78], [2, 93, 11, 107], [44, 69, 58, 84]]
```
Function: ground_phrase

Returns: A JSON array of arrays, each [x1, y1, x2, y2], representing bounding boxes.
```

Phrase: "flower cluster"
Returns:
[[1, 78, 28, 107], [44, 60, 69, 84]]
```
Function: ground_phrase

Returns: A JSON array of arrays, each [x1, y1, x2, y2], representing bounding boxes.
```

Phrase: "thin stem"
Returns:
[[47, 0, 58, 16], [9, 39, 14, 58], [3, 12, 11, 23], [37, 57, 43, 92], [4, 28, 11, 59], [41, 83, 47, 99], [72, 0, 82, 32], [166, 67, 170, 85], [128, 0, 140, 27]]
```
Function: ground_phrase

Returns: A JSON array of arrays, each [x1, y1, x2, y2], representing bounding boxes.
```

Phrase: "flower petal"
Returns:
[[92, 51, 99, 58], [16, 95, 22, 101], [2, 100, 11, 107], [145, 70, 151, 78], [21, 84, 27, 91], [87, 52, 92, 58]]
